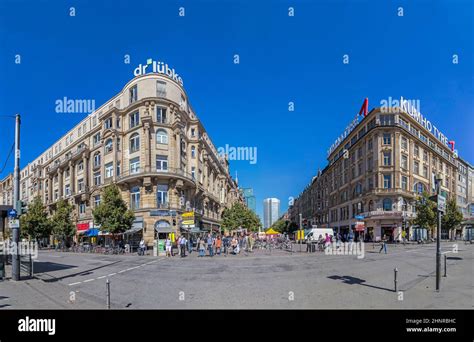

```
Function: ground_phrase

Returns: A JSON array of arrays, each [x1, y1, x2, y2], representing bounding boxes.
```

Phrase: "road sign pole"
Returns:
[[12, 114, 21, 281], [435, 176, 442, 292]]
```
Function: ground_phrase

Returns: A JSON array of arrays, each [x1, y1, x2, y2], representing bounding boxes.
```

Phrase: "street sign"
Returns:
[[8, 209, 17, 218], [9, 219, 20, 229], [355, 215, 365, 220], [437, 195, 446, 213]]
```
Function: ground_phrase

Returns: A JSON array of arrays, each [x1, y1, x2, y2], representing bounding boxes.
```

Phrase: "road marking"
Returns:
[[126, 267, 139, 271], [97, 276, 106, 279], [118, 270, 127, 273], [68, 282, 82, 286], [83, 279, 94, 283], [108, 273, 117, 276]]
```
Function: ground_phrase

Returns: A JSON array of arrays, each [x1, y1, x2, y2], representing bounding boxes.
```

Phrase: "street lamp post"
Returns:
[[435, 173, 443, 292]]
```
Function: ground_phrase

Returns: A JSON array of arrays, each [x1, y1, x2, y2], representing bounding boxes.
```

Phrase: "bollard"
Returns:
[[394, 268, 398, 292], [106, 279, 111, 309], [444, 254, 447, 277]]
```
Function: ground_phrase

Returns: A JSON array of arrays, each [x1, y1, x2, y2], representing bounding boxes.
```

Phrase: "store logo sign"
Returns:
[[134, 58, 184, 86]]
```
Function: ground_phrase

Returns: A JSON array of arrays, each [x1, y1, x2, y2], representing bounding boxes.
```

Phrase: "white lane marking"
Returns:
[[83, 279, 94, 283], [68, 282, 82, 286], [118, 270, 127, 273], [126, 267, 139, 271], [108, 273, 117, 276], [97, 276, 106, 279]]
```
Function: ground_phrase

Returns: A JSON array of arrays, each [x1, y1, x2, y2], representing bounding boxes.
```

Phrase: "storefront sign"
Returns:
[[150, 210, 170, 217], [327, 115, 360, 157], [355, 221, 365, 232], [76, 223, 90, 231], [134, 58, 184, 86]]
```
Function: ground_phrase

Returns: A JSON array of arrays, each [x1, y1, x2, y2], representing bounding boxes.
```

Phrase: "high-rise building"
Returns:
[[263, 198, 280, 229], [240, 188, 256, 213]]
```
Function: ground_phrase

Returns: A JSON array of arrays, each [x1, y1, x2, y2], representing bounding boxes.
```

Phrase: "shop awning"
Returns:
[[84, 228, 100, 237], [265, 228, 279, 235], [124, 225, 143, 235]]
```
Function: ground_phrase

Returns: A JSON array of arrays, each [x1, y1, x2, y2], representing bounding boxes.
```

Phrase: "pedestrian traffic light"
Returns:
[[172, 218, 176, 226]]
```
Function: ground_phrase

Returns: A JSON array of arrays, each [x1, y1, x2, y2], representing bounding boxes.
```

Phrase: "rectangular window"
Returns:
[[380, 114, 394, 125], [129, 85, 138, 104], [401, 137, 408, 150], [78, 161, 84, 171], [156, 81, 166, 97], [157, 184, 169, 205], [104, 117, 112, 129], [414, 145, 419, 157], [79, 202, 86, 214], [423, 165, 428, 178], [401, 176, 408, 190], [156, 155, 168, 171], [423, 150, 428, 162], [383, 133, 391, 145], [105, 162, 114, 178], [93, 172, 101, 186], [78, 179, 84, 192], [93, 133, 101, 146], [383, 151, 392, 166], [156, 106, 167, 124], [367, 157, 373, 171], [130, 112, 140, 128], [383, 174, 392, 189], [130, 157, 140, 174], [401, 155, 408, 170], [414, 161, 419, 175], [94, 195, 101, 207], [116, 162, 121, 177], [65, 184, 71, 196], [191, 167, 196, 180]]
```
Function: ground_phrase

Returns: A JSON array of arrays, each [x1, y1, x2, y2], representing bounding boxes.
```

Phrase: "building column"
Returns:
[[58, 169, 63, 198], [175, 129, 181, 170], [69, 161, 75, 194], [144, 123, 151, 173], [48, 175, 53, 203], [113, 134, 117, 181], [82, 153, 89, 189]]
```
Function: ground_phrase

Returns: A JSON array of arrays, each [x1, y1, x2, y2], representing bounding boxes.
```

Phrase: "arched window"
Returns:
[[130, 186, 140, 210], [413, 182, 425, 194], [105, 138, 113, 153], [93, 152, 101, 168], [129, 133, 140, 153], [156, 129, 168, 144], [383, 198, 392, 211], [154, 220, 170, 229]]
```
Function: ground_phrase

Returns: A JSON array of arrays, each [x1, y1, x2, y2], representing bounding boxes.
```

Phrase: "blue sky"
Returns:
[[0, 0, 473, 220]]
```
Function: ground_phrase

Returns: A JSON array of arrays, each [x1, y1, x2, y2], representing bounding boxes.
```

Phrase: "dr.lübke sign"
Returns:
[[134, 59, 184, 86]]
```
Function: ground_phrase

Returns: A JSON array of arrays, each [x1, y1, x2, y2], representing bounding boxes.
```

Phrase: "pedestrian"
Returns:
[[401, 230, 407, 246], [249, 234, 254, 252], [379, 236, 387, 254], [198, 238, 205, 257], [216, 236, 222, 255], [165, 237, 172, 258], [188, 236, 193, 254], [180, 236, 187, 257], [139, 238, 146, 256], [207, 234, 214, 257]]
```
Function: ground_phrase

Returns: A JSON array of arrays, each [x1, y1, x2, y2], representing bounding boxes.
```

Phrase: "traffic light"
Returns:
[[16, 200, 28, 216], [172, 218, 176, 226]]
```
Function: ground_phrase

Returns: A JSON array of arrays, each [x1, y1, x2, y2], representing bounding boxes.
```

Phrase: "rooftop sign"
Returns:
[[134, 58, 184, 86]]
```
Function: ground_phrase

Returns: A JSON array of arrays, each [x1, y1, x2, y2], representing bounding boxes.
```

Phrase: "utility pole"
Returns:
[[435, 174, 442, 291], [12, 113, 21, 281]]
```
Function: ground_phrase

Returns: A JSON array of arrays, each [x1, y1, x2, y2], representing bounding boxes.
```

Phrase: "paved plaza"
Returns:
[[1, 242, 472, 309]]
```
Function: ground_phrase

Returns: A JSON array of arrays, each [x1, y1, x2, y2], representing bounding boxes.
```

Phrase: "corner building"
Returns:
[[289, 105, 472, 242], [1, 73, 243, 245]]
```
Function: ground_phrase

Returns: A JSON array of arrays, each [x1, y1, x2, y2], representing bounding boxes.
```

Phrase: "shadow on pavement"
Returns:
[[33, 261, 76, 274], [328, 275, 394, 293], [0, 295, 10, 308], [35, 261, 122, 283]]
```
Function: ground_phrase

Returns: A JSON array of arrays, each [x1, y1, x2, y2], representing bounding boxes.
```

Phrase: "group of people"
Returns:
[[164, 233, 257, 258]]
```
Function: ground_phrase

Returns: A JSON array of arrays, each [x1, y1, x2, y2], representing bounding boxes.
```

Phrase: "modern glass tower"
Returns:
[[263, 198, 280, 229]]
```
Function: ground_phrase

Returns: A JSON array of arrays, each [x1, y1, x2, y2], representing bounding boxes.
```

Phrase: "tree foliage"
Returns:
[[221, 202, 262, 232], [51, 199, 75, 243], [412, 192, 437, 234], [442, 197, 463, 238], [20, 196, 51, 241], [92, 184, 135, 236]]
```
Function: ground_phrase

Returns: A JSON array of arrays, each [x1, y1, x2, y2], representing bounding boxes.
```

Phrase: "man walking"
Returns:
[[180, 236, 187, 257], [207, 234, 214, 257], [379, 236, 387, 254]]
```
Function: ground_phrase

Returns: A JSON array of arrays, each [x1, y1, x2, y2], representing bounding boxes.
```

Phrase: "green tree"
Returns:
[[92, 184, 134, 239], [221, 202, 262, 232], [442, 198, 463, 240], [270, 218, 289, 233], [20, 196, 51, 242], [51, 199, 75, 246], [412, 192, 437, 238]]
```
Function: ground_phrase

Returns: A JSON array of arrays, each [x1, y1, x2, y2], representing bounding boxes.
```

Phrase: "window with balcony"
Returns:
[[78, 179, 84, 192], [130, 186, 140, 209], [130, 112, 140, 129], [130, 157, 140, 174], [156, 106, 167, 123], [156, 155, 168, 171], [383, 198, 392, 211], [94, 195, 101, 207], [401, 137, 408, 150], [129, 133, 140, 153], [93, 133, 101, 146], [79, 202, 86, 214], [156, 129, 168, 144], [414, 161, 419, 175], [414, 182, 425, 194]]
